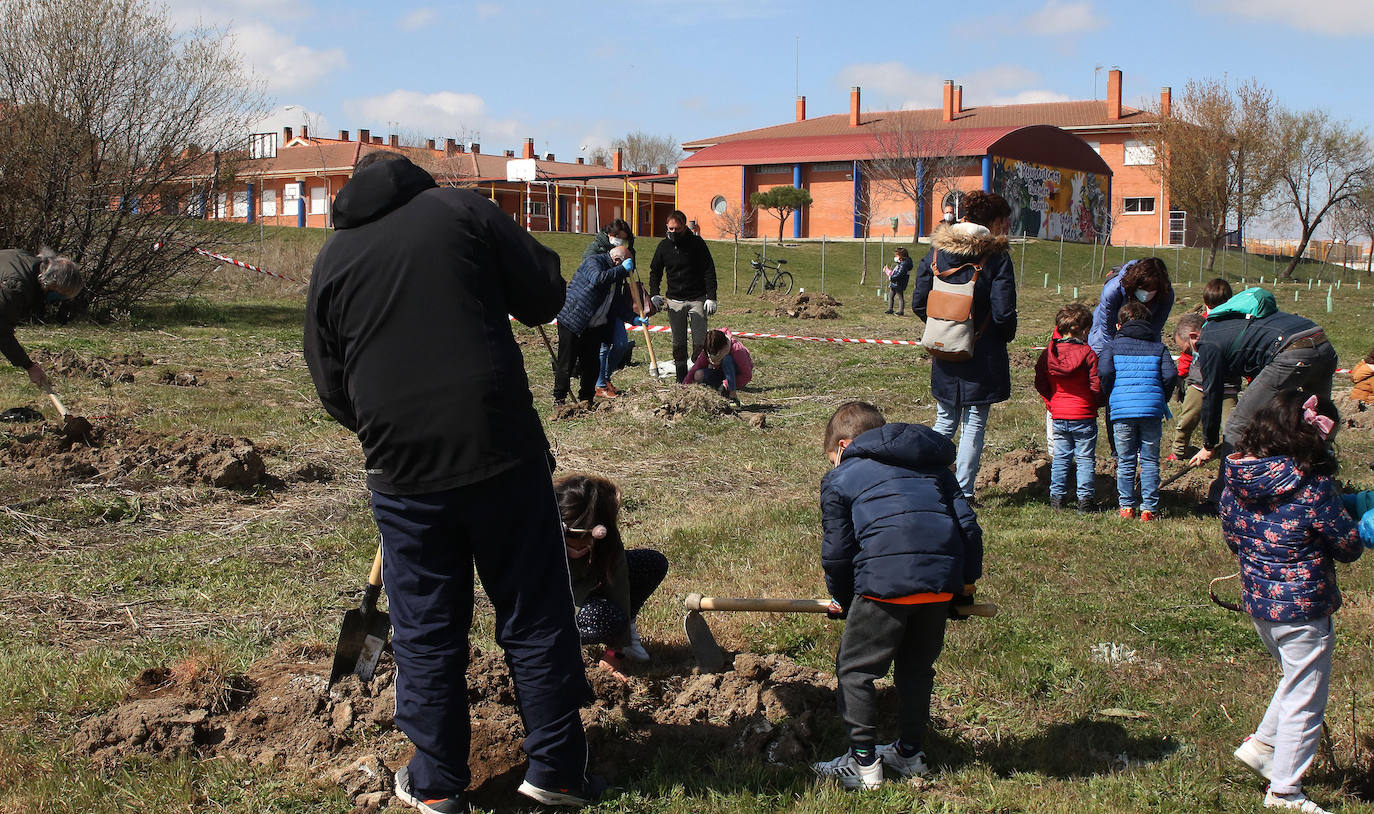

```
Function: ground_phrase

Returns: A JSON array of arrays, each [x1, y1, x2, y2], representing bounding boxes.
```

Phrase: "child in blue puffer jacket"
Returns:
[[1098, 299, 1178, 521], [1220, 389, 1367, 814], [812, 402, 983, 790]]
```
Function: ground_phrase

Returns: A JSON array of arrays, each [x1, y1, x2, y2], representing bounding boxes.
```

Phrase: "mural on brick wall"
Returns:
[[991, 157, 1108, 244]]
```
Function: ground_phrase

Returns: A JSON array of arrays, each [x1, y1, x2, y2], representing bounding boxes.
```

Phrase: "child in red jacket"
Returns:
[[1035, 304, 1102, 512]]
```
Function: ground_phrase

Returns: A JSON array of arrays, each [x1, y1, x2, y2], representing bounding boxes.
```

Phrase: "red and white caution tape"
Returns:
[[514, 317, 924, 347], [152, 241, 299, 283]]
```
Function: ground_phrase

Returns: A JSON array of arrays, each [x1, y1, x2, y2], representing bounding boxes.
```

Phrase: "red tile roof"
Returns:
[[682, 100, 1156, 150], [678, 127, 1021, 168]]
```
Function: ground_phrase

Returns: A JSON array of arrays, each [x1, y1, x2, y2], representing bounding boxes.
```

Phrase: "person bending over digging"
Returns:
[[813, 401, 982, 790], [683, 328, 752, 403], [554, 474, 668, 679], [0, 247, 82, 392]]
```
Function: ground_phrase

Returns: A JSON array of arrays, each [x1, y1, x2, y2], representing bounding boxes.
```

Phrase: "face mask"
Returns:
[[893, 257, 900, 264], [943, 212, 955, 223], [1134, 289, 1155, 303], [667, 230, 680, 241], [45, 290, 65, 304], [609, 236, 624, 247]]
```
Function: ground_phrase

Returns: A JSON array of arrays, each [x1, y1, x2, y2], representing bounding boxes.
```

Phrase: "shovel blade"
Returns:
[[330, 606, 391, 685], [684, 610, 725, 673]]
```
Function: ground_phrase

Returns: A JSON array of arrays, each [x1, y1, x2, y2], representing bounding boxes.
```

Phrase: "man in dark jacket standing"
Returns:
[[304, 152, 602, 811], [649, 209, 716, 381], [911, 191, 1017, 501], [0, 247, 82, 391]]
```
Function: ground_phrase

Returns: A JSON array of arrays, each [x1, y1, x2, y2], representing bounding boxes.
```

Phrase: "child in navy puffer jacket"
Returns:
[[1220, 389, 1365, 814], [1098, 299, 1178, 521], [811, 402, 983, 790]]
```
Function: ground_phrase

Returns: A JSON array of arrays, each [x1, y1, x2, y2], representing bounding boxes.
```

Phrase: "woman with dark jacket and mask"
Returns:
[[1087, 257, 1174, 355]]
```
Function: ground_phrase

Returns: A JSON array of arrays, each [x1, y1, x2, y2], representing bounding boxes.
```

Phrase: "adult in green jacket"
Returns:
[[0, 248, 82, 391]]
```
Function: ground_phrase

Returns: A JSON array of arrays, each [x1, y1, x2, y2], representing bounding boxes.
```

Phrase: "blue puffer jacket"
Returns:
[[557, 253, 629, 336], [1087, 263, 1175, 355], [821, 423, 983, 608], [1098, 319, 1178, 420], [1220, 455, 1362, 623]]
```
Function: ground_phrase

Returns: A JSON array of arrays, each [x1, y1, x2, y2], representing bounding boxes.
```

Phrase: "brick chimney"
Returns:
[[849, 87, 861, 127], [445, 138, 458, 155], [338, 130, 350, 141], [426, 138, 436, 150], [613, 148, 623, 172], [1160, 86, 1172, 117], [300, 125, 309, 139], [358, 128, 370, 144], [373, 136, 383, 145], [1107, 68, 1122, 120], [576, 157, 585, 164], [796, 96, 806, 122], [282, 126, 293, 141], [522, 137, 535, 159], [953, 85, 963, 115], [389, 134, 399, 147], [545, 153, 555, 161], [469, 142, 480, 154], [942, 80, 954, 122]]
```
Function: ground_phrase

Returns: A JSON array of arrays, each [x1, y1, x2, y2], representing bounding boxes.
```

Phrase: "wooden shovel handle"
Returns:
[[683, 593, 997, 617], [367, 546, 383, 588], [46, 391, 68, 418]]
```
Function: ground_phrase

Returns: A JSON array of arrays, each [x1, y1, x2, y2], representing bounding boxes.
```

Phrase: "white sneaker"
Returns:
[[1264, 790, 1331, 814], [1234, 735, 1274, 779], [812, 750, 883, 790], [876, 742, 929, 778], [623, 621, 650, 662]]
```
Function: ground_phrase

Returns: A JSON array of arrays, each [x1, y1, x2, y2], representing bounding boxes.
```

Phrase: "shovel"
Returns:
[[683, 593, 998, 672], [40, 383, 92, 441], [330, 546, 390, 685]]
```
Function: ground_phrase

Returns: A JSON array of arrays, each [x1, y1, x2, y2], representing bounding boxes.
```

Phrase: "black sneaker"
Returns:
[[394, 767, 471, 813], [516, 775, 608, 807], [1049, 496, 1064, 511], [1077, 498, 1099, 514]]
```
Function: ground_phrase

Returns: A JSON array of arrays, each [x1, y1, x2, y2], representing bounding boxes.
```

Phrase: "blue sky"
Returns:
[[172, 0, 1371, 167]]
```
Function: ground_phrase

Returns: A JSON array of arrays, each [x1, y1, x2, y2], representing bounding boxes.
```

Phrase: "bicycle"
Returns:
[[746, 253, 794, 296]]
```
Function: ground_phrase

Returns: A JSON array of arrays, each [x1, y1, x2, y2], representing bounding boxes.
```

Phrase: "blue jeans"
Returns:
[[695, 355, 738, 392], [933, 401, 990, 499], [1112, 418, 1162, 511], [597, 319, 629, 388], [1051, 419, 1097, 502]]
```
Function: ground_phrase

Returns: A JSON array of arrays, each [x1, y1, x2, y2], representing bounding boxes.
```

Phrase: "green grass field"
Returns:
[[2, 225, 1372, 812]]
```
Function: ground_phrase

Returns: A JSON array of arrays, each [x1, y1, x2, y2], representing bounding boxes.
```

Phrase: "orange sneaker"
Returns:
[[594, 385, 619, 400], [1118, 507, 1135, 519], [1139, 510, 1156, 522]]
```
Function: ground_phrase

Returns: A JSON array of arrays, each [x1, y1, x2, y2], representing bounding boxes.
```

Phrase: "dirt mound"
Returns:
[[76, 645, 838, 811], [551, 400, 598, 421], [158, 370, 205, 387], [976, 448, 1051, 493], [36, 349, 151, 384], [647, 385, 738, 420], [0, 421, 271, 489], [767, 291, 842, 319]]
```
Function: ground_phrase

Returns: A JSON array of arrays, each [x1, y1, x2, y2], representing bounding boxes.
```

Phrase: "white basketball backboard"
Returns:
[[506, 158, 537, 182]]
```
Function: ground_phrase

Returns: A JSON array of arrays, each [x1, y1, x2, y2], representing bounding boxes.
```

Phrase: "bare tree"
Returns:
[[0, 0, 267, 309], [611, 131, 683, 172], [713, 203, 755, 293], [1272, 110, 1373, 278], [1146, 77, 1283, 271], [866, 117, 963, 239]]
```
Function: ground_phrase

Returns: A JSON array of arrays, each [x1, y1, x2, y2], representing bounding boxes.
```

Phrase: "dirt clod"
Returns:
[[652, 385, 737, 419], [78, 645, 840, 808], [976, 448, 1052, 493], [159, 370, 203, 387], [766, 291, 843, 319]]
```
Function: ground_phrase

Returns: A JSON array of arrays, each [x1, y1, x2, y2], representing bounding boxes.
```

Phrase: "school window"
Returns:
[[261, 189, 277, 217], [711, 195, 728, 215], [754, 163, 791, 175], [1169, 210, 1187, 245], [1124, 197, 1155, 214], [1123, 140, 1156, 165], [810, 162, 850, 173], [1085, 141, 1101, 155], [216, 193, 227, 218], [309, 186, 327, 215], [530, 201, 548, 216], [232, 191, 249, 218]]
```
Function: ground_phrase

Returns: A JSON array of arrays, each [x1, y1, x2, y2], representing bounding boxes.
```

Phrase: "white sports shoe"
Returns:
[[1234, 735, 1274, 779], [623, 621, 650, 662], [1264, 790, 1331, 814], [812, 750, 883, 790], [876, 742, 930, 778]]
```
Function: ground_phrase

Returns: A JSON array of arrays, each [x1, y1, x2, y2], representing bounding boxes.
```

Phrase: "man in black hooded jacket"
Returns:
[[305, 152, 602, 810]]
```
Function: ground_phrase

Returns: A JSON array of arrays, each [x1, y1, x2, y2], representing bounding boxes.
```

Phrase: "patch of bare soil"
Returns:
[[35, 349, 152, 384], [551, 400, 598, 421], [158, 370, 205, 387], [976, 448, 1052, 494], [76, 645, 838, 811], [0, 420, 272, 489], [765, 291, 843, 320]]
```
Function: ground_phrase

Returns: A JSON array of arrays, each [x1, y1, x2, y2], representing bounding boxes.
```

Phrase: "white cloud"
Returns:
[[1200, 0, 1374, 35], [1024, 1, 1106, 35], [252, 105, 332, 137], [397, 7, 437, 30], [836, 63, 1068, 111], [233, 23, 347, 93], [342, 89, 529, 147]]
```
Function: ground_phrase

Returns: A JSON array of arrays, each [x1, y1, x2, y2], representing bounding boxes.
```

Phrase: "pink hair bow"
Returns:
[[1302, 396, 1334, 439]]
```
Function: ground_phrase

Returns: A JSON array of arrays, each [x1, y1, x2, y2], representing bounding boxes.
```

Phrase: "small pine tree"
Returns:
[[749, 186, 813, 243]]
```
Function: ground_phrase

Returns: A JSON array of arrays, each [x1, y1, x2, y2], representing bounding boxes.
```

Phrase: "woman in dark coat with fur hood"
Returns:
[[911, 191, 1017, 500]]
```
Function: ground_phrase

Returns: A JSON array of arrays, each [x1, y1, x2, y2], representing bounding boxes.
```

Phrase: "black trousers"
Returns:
[[371, 456, 592, 798], [576, 549, 669, 645], [554, 323, 609, 403], [836, 597, 948, 750]]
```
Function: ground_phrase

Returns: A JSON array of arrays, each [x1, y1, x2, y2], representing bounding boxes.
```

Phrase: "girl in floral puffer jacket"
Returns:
[[1219, 389, 1366, 814]]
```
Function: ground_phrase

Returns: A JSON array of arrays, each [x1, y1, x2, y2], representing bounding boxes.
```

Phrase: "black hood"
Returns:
[[841, 423, 956, 470], [331, 158, 438, 230], [1118, 319, 1155, 340]]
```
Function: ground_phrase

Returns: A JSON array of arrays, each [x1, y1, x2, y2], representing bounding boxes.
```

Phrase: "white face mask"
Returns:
[[609, 236, 625, 246], [893, 257, 900, 264], [1134, 289, 1155, 303], [943, 212, 955, 223]]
